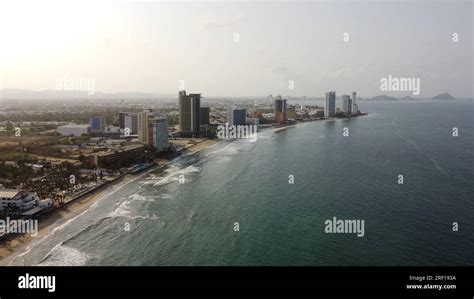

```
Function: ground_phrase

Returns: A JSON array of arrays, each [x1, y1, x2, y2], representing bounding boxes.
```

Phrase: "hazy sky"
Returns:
[[0, 0, 472, 98]]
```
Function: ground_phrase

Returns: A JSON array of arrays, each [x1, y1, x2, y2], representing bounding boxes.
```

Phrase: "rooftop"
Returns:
[[94, 144, 146, 157], [57, 124, 89, 128], [0, 189, 21, 198]]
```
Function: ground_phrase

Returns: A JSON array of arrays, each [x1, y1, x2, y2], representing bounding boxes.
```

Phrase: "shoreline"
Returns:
[[0, 138, 219, 266], [0, 173, 140, 266], [0, 117, 358, 265]]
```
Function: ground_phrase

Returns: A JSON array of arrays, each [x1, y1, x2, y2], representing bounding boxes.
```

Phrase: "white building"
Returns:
[[124, 113, 138, 134], [103, 126, 120, 134], [38, 198, 53, 209], [0, 189, 38, 212], [342, 95, 352, 114], [56, 124, 89, 136], [325, 91, 336, 117], [138, 110, 160, 144], [152, 116, 169, 152], [351, 91, 357, 113]]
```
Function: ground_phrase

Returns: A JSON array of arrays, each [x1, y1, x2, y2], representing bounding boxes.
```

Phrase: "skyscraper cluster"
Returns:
[[325, 91, 358, 117]]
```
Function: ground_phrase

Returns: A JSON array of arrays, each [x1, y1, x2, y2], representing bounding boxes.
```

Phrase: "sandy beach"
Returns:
[[0, 138, 219, 266], [185, 139, 220, 154]]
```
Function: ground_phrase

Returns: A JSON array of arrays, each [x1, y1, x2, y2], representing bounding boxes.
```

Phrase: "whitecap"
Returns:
[[37, 244, 89, 266]]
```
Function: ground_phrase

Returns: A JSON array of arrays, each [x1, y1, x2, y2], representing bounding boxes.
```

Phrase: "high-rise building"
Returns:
[[119, 112, 126, 129], [267, 95, 273, 104], [325, 91, 336, 117], [227, 106, 246, 126], [89, 116, 106, 133], [120, 112, 138, 134], [342, 95, 352, 114], [351, 91, 357, 113], [138, 110, 160, 145], [200, 107, 210, 126], [287, 105, 296, 119], [179, 90, 201, 134], [274, 96, 287, 123], [126, 114, 138, 134], [152, 116, 169, 152], [137, 110, 147, 143]]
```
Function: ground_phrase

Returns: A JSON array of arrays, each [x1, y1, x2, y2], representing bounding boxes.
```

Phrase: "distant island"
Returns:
[[432, 93, 456, 101], [367, 93, 456, 101]]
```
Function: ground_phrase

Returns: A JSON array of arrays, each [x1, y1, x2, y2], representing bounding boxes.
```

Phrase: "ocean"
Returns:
[[9, 100, 474, 266]]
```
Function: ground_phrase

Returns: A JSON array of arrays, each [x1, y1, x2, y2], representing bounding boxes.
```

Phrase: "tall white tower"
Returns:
[[351, 91, 357, 113]]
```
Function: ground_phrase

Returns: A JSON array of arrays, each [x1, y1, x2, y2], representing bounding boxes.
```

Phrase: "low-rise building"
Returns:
[[246, 118, 260, 126], [57, 124, 89, 136], [90, 144, 147, 169], [38, 198, 53, 209], [0, 189, 39, 212]]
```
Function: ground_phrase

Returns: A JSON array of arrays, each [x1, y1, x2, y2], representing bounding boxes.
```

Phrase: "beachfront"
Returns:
[[0, 139, 220, 265]]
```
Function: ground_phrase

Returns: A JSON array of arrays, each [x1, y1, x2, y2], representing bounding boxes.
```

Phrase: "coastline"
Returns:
[[0, 138, 220, 266], [0, 173, 139, 266]]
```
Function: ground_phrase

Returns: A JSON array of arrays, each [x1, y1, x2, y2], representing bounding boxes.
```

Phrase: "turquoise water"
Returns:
[[10, 100, 474, 266]]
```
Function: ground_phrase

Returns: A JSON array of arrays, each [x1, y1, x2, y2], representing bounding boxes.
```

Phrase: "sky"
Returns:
[[0, 0, 472, 98]]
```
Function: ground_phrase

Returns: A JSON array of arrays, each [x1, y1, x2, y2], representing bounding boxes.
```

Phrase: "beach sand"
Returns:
[[185, 139, 219, 154]]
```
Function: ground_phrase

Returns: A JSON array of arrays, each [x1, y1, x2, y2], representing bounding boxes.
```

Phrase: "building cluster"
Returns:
[[136, 110, 169, 152], [56, 112, 170, 153], [325, 91, 359, 117], [57, 116, 119, 137], [269, 95, 299, 124], [53, 89, 362, 171]]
